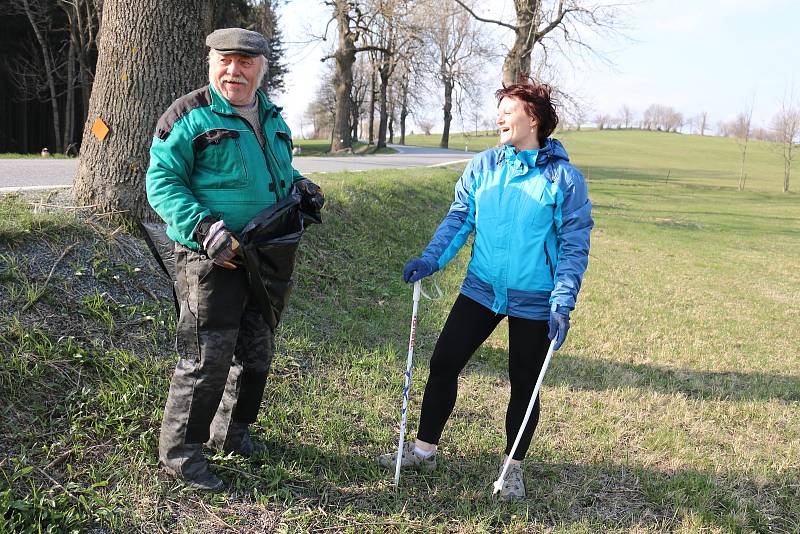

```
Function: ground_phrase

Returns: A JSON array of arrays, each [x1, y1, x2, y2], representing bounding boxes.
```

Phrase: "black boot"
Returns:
[[159, 443, 224, 492]]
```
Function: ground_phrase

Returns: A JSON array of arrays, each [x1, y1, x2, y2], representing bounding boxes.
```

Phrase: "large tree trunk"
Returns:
[[351, 101, 359, 142], [74, 0, 212, 220], [398, 69, 409, 144], [367, 65, 376, 145], [502, 0, 537, 85], [399, 92, 408, 145], [376, 61, 390, 149], [440, 78, 453, 149], [330, 0, 355, 152]]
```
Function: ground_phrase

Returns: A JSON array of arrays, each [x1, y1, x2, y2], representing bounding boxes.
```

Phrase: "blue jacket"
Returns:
[[420, 139, 593, 320]]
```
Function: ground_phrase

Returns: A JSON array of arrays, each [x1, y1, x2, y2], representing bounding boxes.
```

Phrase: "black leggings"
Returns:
[[417, 294, 550, 461]]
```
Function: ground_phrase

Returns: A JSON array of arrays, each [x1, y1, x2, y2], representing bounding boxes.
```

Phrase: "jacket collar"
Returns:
[[500, 144, 537, 174]]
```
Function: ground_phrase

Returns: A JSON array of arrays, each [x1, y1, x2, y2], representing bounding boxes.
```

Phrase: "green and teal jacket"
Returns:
[[146, 84, 303, 249]]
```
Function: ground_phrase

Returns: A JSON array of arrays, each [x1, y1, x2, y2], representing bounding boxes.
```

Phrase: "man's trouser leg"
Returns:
[[207, 302, 275, 452], [159, 246, 248, 478]]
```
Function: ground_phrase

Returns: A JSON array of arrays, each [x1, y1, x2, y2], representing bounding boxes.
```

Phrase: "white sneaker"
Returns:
[[497, 462, 525, 501], [377, 442, 437, 472]]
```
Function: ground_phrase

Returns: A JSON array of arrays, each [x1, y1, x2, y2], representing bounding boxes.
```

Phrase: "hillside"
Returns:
[[1, 133, 798, 532], [405, 129, 791, 193]]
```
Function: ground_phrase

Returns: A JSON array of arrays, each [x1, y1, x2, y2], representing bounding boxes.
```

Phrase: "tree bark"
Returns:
[[502, 0, 537, 85], [399, 77, 408, 145], [330, 0, 355, 151], [367, 63, 376, 144], [74, 0, 212, 220], [440, 78, 453, 149], [376, 60, 390, 149], [388, 90, 395, 144]]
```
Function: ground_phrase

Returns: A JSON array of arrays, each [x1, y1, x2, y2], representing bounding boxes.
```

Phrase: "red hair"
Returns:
[[495, 81, 559, 146]]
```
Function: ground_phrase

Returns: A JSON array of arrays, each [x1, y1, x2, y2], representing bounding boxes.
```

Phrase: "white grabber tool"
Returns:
[[394, 281, 422, 487], [492, 336, 557, 495]]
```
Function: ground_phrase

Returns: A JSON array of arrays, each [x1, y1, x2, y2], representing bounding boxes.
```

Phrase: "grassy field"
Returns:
[[405, 129, 791, 193], [291, 139, 397, 157], [1, 130, 798, 532]]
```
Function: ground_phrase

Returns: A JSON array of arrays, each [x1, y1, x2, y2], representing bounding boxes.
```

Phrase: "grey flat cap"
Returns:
[[206, 28, 268, 56]]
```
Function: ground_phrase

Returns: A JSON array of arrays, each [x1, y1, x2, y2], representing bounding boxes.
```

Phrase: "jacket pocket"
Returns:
[[275, 130, 293, 150], [192, 128, 250, 189]]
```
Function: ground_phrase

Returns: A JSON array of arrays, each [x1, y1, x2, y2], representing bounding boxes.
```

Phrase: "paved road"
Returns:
[[0, 144, 473, 192]]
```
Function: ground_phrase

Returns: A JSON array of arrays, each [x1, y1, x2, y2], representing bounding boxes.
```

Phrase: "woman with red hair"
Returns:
[[378, 81, 593, 501]]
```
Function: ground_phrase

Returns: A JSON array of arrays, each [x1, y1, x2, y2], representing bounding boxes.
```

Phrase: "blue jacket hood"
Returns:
[[537, 138, 570, 166]]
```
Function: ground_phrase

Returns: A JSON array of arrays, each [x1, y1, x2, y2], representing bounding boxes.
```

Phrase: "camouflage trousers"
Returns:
[[159, 244, 274, 474]]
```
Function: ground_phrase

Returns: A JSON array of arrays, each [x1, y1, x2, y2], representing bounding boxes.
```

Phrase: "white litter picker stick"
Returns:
[[492, 336, 557, 495], [394, 281, 422, 487]]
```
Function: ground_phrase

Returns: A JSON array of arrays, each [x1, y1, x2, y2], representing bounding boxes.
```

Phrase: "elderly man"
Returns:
[[146, 28, 323, 491]]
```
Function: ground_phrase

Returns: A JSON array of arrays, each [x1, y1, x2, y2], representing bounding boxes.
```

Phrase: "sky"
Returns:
[[272, 0, 799, 136]]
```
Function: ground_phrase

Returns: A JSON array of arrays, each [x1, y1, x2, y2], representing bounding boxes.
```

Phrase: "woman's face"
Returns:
[[496, 96, 539, 150]]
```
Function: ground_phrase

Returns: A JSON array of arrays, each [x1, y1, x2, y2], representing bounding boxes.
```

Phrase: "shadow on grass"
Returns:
[[220, 438, 796, 532], [464, 345, 800, 403]]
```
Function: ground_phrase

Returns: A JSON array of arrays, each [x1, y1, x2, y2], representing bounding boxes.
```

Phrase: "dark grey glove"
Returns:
[[296, 179, 324, 210], [195, 217, 239, 269]]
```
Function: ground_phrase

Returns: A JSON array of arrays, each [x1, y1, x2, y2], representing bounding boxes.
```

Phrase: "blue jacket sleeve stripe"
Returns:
[[551, 166, 593, 310], [421, 159, 476, 270]]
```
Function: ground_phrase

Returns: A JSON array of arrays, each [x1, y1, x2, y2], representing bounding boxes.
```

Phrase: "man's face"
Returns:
[[210, 53, 261, 106]]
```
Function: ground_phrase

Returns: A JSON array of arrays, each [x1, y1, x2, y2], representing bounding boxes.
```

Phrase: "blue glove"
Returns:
[[402, 257, 435, 283], [547, 307, 571, 351]]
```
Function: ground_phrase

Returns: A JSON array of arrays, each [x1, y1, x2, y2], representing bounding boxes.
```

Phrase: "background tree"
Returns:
[[619, 104, 632, 129], [304, 68, 337, 139], [365, 0, 420, 148], [594, 113, 611, 130], [733, 97, 755, 191], [772, 90, 799, 193], [422, 0, 489, 149], [697, 111, 708, 136], [417, 116, 435, 135], [350, 55, 372, 141], [322, 0, 379, 152], [13, 0, 66, 153], [74, 0, 213, 219], [454, 0, 625, 85], [400, 58, 430, 143], [57, 0, 103, 149]]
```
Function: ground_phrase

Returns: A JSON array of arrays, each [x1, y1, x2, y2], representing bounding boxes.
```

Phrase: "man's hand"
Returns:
[[547, 306, 571, 351], [202, 220, 239, 269], [296, 179, 324, 210]]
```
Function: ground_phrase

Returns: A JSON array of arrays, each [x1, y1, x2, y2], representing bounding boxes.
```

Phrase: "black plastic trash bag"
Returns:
[[139, 184, 322, 330]]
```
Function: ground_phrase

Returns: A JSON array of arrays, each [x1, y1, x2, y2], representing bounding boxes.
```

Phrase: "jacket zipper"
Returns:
[[233, 137, 250, 185], [262, 137, 284, 201], [221, 110, 283, 200]]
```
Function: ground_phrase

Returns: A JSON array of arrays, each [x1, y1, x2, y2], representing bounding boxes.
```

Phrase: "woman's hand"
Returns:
[[403, 258, 435, 283], [548, 307, 570, 350]]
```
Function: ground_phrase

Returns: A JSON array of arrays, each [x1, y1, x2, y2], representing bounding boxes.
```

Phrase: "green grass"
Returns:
[[405, 129, 791, 194], [1, 130, 798, 532], [292, 139, 397, 156], [404, 130, 498, 153]]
